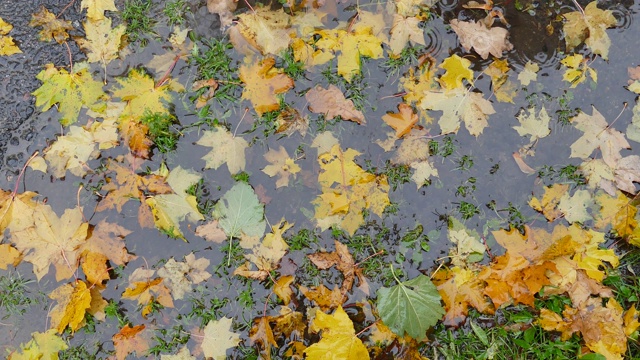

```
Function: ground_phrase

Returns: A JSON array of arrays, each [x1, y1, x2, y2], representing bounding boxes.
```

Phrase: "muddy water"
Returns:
[[1, 0, 640, 357]]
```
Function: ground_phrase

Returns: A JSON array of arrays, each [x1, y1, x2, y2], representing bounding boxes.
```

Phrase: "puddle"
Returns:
[[1, 0, 640, 358]]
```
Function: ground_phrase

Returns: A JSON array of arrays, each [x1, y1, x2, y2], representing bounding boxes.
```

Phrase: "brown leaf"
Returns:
[[449, 19, 513, 59], [195, 219, 228, 243], [299, 284, 344, 311], [29, 7, 73, 44], [306, 85, 366, 124], [113, 324, 151, 360], [250, 317, 278, 360], [307, 239, 368, 295], [382, 103, 418, 138]]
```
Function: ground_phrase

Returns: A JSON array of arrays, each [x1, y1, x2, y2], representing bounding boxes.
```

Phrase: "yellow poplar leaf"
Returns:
[[29, 7, 73, 43], [75, 17, 125, 66], [389, 15, 425, 55], [202, 317, 241, 360], [32, 63, 107, 126], [421, 88, 495, 136], [563, 1, 616, 59], [239, 56, 294, 115], [529, 184, 569, 221], [306, 84, 366, 124], [382, 103, 418, 138], [48, 281, 93, 333], [9, 205, 88, 281], [262, 146, 301, 188], [81, 0, 117, 21], [196, 127, 248, 174], [439, 54, 474, 91], [274, 275, 295, 305], [305, 306, 370, 360], [449, 19, 513, 59]]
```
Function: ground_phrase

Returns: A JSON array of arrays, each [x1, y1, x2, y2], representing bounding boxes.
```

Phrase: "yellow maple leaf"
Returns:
[[9, 204, 88, 281], [389, 14, 425, 55], [48, 281, 94, 333], [529, 184, 569, 221], [81, 0, 117, 21], [234, 219, 292, 280], [112, 69, 176, 119], [201, 317, 241, 359], [7, 330, 68, 359], [121, 267, 174, 317], [563, 1, 616, 59], [112, 324, 151, 360], [316, 25, 384, 82], [32, 63, 108, 126], [29, 7, 73, 44], [79, 220, 135, 286], [305, 306, 370, 360], [0, 243, 21, 270], [313, 144, 390, 235], [262, 146, 301, 188], [421, 87, 495, 136], [0, 18, 21, 55], [439, 54, 474, 91], [382, 103, 418, 138], [75, 17, 125, 66], [570, 106, 630, 168], [561, 54, 597, 88], [594, 191, 638, 241], [239, 57, 294, 115], [196, 127, 249, 174], [236, 7, 293, 56], [432, 266, 494, 326]]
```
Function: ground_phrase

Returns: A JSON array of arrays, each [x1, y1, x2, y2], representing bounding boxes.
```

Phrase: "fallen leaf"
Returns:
[[7, 330, 68, 359], [300, 284, 344, 310], [563, 1, 616, 59], [274, 275, 295, 305], [432, 266, 494, 326], [449, 19, 513, 59], [306, 84, 366, 124], [513, 105, 551, 155], [308, 239, 368, 294], [196, 127, 248, 175], [382, 103, 418, 138], [239, 56, 294, 116], [112, 68, 176, 119], [305, 306, 370, 360], [81, 0, 117, 21], [207, 0, 237, 27], [421, 88, 495, 136], [250, 317, 278, 360], [389, 14, 425, 55], [529, 184, 570, 221], [377, 274, 444, 340], [262, 146, 301, 188], [201, 317, 241, 359], [75, 17, 125, 66], [195, 219, 228, 243], [557, 189, 594, 224], [439, 54, 474, 91], [79, 220, 134, 285], [561, 54, 597, 88], [0, 244, 21, 269], [517, 60, 539, 86], [0, 17, 21, 55], [234, 219, 291, 280], [570, 106, 630, 168], [236, 7, 293, 56], [121, 267, 174, 316], [29, 7, 73, 43], [214, 182, 266, 238], [113, 324, 151, 360]]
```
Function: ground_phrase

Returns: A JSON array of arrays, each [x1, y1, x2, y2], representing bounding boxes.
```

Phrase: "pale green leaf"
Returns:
[[376, 274, 445, 340], [214, 182, 265, 238]]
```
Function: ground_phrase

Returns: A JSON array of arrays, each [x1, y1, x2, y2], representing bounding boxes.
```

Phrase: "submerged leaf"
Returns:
[[214, 182, 265, 239]]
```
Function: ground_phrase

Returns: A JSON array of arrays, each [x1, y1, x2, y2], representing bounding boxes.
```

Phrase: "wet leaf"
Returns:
[[570, 106, 630, 168], [421, 88, 495, 136], [377, 274, 445, 340], [557, 189, 594, 224], [561, 54, 597, 88], [517, 60, 539, 86], [157, 253, 211, 300], [29, 7, 73, 43], [250, 317, 278, 360], [313, 144, 390, 235], [305, 306, 370, 360], [513, 105, 551, 155], [214, 182, 266, 239], [113, 324, 151, 360], [112, 69, 177, 119], [389, 15, 425, 55], [449, 19, 513, 60], [439, 54, 474, 91], [32, 63, 107, 126], [48, 280, 94, 333], [529, 184, 570, 222], [0, 18, 21, 55], [81, 0, 117, 21], [262, 146, 301, 188], [79, 220, 134, 285], [239, 56, 294, 115], [196, 127, 248, 175], [432, 266, 494, 326], [146, 166, 204, 240], [563, 1, 616, 59], [308, 239, 368, 294], [75, 17, 125, 66], [382, 103, 418, 138], [121, 267, 174, 316], [306, 84, 366, 124], [7, 330, 68, 360], [202, 317, 241, 359], [236, 7, 293, 56], [234, 219, 291, 280]]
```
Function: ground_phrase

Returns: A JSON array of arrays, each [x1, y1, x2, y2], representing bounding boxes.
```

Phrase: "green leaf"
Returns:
[[376, 274, 445, 340], [214, 182, 265, 239]]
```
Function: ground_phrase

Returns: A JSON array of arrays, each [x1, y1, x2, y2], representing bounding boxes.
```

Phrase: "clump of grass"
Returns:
[[122, 0, 156, 45], [164, 0, 188, 26], [279, 47, 306, 80], [288, 228, 320, 251], [0, 272, 37, 317], [140, 112, 180, 153], [148, 325, 190, 356], [191, 38, 240, 103]]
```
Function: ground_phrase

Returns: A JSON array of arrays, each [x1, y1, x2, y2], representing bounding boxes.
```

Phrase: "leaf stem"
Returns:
[[389, 264, 402, 285]]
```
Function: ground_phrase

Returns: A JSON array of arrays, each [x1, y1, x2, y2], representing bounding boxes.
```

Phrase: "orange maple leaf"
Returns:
[[239, 57, 294, 115]]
